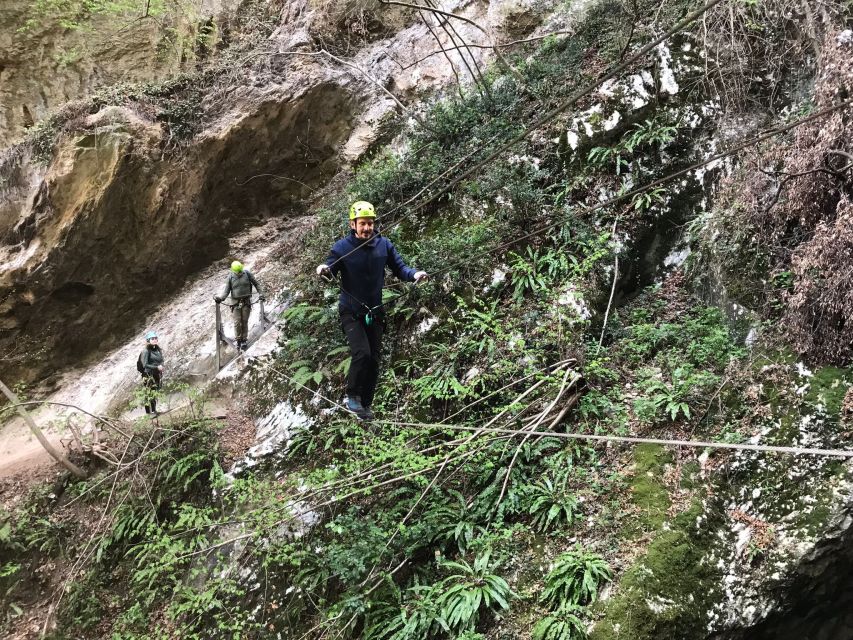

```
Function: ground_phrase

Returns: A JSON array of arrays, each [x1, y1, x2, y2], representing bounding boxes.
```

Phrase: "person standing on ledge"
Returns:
[[316, 201, 427, 421], [214, 260, 265, 352], [139, 331, 164, 416]]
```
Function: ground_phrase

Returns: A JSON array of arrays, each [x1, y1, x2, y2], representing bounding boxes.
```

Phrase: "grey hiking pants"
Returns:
[[232, 297, 252, 342]]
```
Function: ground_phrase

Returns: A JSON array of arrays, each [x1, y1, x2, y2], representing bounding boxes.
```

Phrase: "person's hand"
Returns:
[[316, 264, 332, 278], [414, 271, 428, 283], [259, 296, 266, 302], [214, 295, 223, 303]]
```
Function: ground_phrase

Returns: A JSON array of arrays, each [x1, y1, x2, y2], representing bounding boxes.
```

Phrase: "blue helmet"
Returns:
[[145, 331, 158, 341]]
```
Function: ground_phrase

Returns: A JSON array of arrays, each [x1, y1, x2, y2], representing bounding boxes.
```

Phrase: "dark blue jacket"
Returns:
[[325, 231, 416, 316]]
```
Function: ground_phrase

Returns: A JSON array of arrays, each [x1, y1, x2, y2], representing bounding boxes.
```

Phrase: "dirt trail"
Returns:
[[0, 217, 311, 480]]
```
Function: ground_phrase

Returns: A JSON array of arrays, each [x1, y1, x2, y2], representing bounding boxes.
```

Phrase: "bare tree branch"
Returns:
[[418, 7, 465, 99], [0, 378, 86, 478]]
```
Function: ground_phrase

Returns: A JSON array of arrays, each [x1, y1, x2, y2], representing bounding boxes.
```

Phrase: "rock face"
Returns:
[[0, 82, 360, 383], [0, 0, 564, 385], [0, 0, 238, 148]]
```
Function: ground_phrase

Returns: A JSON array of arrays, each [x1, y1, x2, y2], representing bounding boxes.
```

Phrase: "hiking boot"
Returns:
[[345, 395, 368, 420]]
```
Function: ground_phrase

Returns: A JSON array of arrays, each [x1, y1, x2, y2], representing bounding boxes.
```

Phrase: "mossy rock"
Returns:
[[627, 444, 673, 534], [592, 502, 721, 640]]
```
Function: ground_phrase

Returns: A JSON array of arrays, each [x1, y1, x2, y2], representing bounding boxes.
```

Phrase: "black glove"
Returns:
[[259, 296, 266, 302], [214, 296, 223, 303]]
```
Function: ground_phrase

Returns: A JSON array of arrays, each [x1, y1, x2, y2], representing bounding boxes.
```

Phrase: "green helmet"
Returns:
[[349, 201, 376, 221], [230, 261, 244, 273]]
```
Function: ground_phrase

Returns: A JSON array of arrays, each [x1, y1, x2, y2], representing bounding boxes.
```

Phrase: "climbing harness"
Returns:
[[220, 295, 262, 310], [322, 269, 413, 324]]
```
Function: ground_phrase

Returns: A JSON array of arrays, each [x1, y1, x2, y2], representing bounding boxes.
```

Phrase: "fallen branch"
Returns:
[[496, 369, 578, 508], [1, 399, 131, 440], [0, 378, 86, 478]]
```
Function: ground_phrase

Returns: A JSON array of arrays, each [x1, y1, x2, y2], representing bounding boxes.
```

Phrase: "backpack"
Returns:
[[136, 350, 146, 374]]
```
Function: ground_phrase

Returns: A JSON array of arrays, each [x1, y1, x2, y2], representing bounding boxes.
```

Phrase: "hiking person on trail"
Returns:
[[214, 260, 265, 351], [139, 331, 164, 416], [316, 201, 427, 421]]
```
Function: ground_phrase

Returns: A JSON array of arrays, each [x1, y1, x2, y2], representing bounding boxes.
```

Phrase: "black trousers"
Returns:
[[341, 312, 384, 408], [142, 370, 162, 413]]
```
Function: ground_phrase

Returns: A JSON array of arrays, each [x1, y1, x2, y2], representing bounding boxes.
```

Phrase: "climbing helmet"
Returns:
[[349, 201, 376, 221], [230, 261, 244, 273]]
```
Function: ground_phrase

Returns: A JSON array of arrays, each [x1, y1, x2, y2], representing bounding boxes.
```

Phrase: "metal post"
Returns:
[[215, 301, 221, 372], [258, 299, 266, 331]]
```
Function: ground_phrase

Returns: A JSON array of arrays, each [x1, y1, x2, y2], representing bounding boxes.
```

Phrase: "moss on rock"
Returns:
[[628, 444, 673, 533], [591, 502, 721, 640]]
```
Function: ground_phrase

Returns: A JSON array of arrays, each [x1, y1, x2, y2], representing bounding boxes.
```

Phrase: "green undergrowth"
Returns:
[[628, 444, 673, 533], [584, 353, 853, 639]]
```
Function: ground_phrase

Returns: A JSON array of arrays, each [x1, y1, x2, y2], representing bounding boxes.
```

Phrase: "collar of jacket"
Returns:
[[347, 229, 381, 248]]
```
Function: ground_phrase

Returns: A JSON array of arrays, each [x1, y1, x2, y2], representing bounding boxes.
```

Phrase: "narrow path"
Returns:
[[0, 216, 313, 480]]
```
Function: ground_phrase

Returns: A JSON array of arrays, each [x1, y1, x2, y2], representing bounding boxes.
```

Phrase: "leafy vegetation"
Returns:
[[533, 603, 588, 640], [541, 547, 613, 608]]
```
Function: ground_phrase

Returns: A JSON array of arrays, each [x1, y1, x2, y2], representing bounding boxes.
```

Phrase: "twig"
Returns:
[[234, 173, 314, 190], [598, 217, 620, 351], [380, 0, 528, 90], [496, 369, 577, 508], [401, 29, 575, 69], [619, 0, 640, 61], [419, 8, 465, 100], [424, 0, 490, 99]]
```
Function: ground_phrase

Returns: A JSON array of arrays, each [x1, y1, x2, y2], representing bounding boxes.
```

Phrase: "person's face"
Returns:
[[351, 217, 375, 240], [148, 337, 158, 345]]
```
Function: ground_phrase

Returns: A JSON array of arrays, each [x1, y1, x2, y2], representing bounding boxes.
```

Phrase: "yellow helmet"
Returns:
[[230, 261, 244, 273], [349, 201, 376, 221]]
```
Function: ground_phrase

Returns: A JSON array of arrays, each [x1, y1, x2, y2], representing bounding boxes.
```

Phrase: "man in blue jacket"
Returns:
[[317, 201, 426, 420]]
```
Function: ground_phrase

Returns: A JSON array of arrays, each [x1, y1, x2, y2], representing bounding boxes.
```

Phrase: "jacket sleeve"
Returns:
[[248, 271, 263, 296], [218, 274, 232, 300], [386, 240, 417, 282], [325, 241, 344, 277]]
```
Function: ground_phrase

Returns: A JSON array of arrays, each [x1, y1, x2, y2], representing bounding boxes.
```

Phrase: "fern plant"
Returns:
[[540, 547, 612, 608], [526, 472, 580, 532], [363, 584, 443, 640], [436, 552, 513, 633], [532, 603, 587, 640], [425, 490, 484, 553]]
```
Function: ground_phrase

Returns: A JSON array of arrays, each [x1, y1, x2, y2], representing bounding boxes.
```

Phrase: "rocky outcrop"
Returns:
[[0, 0, 240, 148]]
